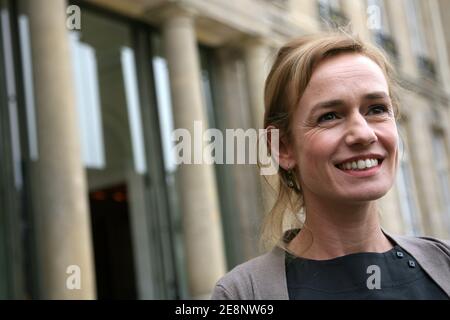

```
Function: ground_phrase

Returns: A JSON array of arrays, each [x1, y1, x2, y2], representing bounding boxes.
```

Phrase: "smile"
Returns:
[[335, 157, 384, 177], [337, 158, 383, 171]]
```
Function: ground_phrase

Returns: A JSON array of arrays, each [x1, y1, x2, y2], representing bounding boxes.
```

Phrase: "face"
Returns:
[[282, 53, 398, 204]]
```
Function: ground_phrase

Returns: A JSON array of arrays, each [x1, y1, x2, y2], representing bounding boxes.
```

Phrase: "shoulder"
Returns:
[[391, 233, 450, 256], [389, 232, 450, 296], [210, 255, 264, 300], [210, 247, 287, 300]]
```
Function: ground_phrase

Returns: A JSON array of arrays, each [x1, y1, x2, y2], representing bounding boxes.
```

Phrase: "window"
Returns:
[[404, 0, 436, 78], [198, 47, 240, 268], [367, 0, 398, 60], [396, 123, 422, 235], [69, 12, 141, 299], [319, 0, 340, 12], [0, 0, 28, 299], [318, 0, 348, 28], [150, 33, 189, 299], [0, 0, 14, 299], [405, 0, 427, 57], [198, 47, 263, 269], [431, 131, 450, 232]]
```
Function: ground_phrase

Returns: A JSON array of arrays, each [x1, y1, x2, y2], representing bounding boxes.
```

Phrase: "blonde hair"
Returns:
[[261, 32, 400, 250]]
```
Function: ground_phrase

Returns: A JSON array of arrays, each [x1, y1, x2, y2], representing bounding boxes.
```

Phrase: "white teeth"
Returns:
[[357, 160, 365, 169], [340, 158, 379, 171]]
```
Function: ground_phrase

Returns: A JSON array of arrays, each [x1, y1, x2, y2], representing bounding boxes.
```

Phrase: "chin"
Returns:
[[343, 187, 391, 202]]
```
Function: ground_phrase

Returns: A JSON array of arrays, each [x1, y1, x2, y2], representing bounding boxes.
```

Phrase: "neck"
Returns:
[[288, 196, 393, 260]]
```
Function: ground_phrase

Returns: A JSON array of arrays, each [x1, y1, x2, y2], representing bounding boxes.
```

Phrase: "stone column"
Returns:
[[289, 0, 320, 33], [341, 0, 371, 41], [25, 0, 96, 299], [378, 189, 404, 235], [243, 38, 276, 224], [162, 8, 226, 299], [243, 38, 272, 130], [429, 0, 450, 95]]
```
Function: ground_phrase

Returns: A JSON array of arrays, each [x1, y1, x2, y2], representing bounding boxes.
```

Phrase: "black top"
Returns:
[[285, 245, 448, 300]]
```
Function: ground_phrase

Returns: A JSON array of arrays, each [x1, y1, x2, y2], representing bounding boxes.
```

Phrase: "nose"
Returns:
[[344, 112, 378, 146]]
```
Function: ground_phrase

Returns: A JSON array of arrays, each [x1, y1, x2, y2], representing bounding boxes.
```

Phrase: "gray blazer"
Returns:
[[211, 232, 450, 299]]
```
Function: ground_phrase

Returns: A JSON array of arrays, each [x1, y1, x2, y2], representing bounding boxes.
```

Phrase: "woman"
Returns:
[[211, 33, 450, 300]]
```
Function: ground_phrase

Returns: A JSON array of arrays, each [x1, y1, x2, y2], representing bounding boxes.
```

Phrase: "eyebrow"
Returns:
[[309, 91, 390, 115]]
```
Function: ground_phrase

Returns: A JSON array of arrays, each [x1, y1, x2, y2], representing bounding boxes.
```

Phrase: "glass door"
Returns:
[[0, 0, 27, 299], [68, 8, 180, 299]]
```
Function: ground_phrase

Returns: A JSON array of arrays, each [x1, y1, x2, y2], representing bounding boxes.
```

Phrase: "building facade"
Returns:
[[0, 0, 449, 299]]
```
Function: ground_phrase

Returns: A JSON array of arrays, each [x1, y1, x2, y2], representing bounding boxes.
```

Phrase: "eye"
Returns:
[[318, 112, 339, 123], [368, 105, 388, 115]]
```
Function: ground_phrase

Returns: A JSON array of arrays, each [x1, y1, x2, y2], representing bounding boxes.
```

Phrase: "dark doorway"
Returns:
[[89, 184, 137, 299]]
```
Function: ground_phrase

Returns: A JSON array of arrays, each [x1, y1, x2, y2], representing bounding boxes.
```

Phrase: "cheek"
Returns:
[[295, 132, 338, 174], [380, 124, 399, 154], [376, 124, 399, 170]]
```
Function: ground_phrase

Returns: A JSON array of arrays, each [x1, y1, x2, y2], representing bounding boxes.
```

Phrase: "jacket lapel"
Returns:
[[386, 231, 450, 298], [256, 230, 450, 299], [255, 246, 289, 299]]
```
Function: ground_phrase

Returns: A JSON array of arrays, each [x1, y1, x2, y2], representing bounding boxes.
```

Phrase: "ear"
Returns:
[[266, 125, 296, 170]]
